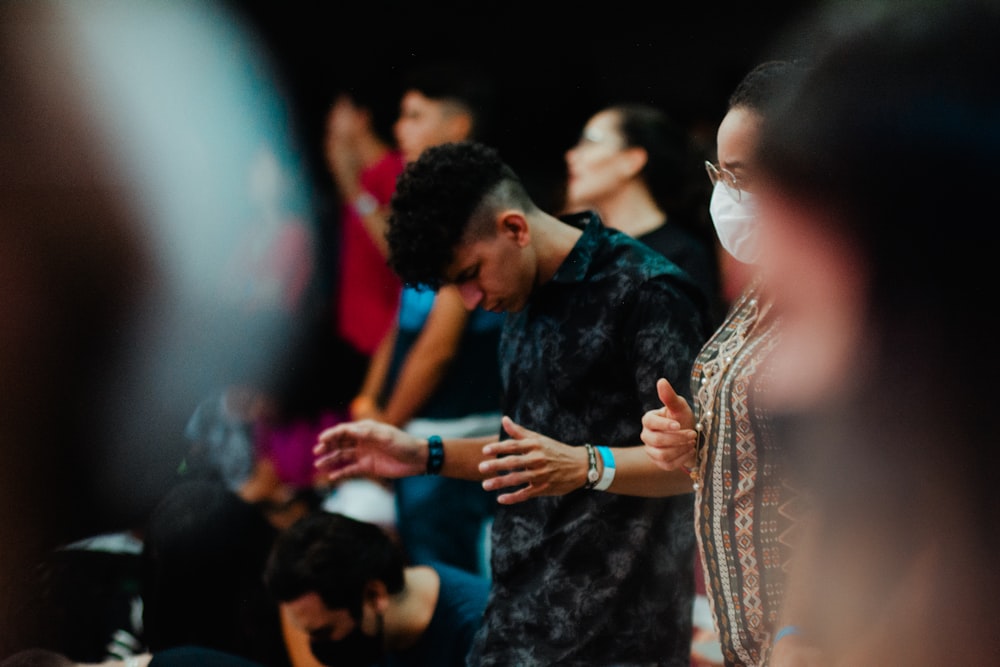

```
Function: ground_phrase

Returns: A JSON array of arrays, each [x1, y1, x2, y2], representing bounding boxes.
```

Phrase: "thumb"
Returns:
[[501, 415, 534, 440], [656, 378, 687, 416]]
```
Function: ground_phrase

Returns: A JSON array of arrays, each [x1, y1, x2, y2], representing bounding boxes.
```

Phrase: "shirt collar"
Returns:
[[549, 210, 604, 284]]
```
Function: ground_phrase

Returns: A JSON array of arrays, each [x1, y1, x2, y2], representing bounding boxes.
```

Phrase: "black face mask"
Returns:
[[309, 614, 385, 667]]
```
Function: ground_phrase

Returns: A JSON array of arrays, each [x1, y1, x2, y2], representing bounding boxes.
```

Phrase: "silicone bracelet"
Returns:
[[426, 435, 444, 475]]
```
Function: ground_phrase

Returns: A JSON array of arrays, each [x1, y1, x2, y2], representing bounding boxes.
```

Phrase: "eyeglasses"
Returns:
[[705, 161, 743, 201], [574, 127, 625, 150]]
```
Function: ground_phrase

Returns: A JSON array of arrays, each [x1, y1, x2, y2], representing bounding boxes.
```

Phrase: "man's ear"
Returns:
[[497, 211, 530, 247], [445, 112, 473, 143], [364, 579, 390, 613]]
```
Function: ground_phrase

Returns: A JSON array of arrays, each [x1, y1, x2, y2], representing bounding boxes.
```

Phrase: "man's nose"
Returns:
[[457, 282, 483, 310]]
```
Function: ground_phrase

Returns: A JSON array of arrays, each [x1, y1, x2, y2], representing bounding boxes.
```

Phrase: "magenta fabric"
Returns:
[[255, 408, 347, 488]]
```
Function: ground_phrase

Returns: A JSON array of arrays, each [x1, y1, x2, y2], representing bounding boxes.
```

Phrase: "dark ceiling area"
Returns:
[[226, 0, 826, 209]]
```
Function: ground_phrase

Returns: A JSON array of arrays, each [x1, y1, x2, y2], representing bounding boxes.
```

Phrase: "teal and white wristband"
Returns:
[[774, 625, 801, 643], [594, 445, 616, 491]]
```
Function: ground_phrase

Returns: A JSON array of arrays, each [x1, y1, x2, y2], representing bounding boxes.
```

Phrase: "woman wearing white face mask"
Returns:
[[640, 61, 815, 667]]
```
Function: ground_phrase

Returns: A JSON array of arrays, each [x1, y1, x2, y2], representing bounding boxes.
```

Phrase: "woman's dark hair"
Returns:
[[387, 140, 532, 289], [728, 60, 803, 113], [264, 512, 405, 619], [610, 103, 690, 214]]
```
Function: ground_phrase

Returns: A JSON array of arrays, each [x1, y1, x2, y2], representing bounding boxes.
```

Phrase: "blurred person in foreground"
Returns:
[[0, 1, 312, 655], [0, 647, 264, 667], [749, 0, 1000, 664]]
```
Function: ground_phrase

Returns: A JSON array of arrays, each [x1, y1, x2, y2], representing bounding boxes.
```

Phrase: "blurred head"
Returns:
[[753, 2, 1000, 661], [387, 141, 540, 312], [393, 61, 495, 163], [323, 74, 401, 174], [708, 61, 802, 264], [756, 1, 1000, 411], [141, 480, 278, 654], [264, 512, 403, 666], [323, 93, 371, 174], [1, 1, 312, 651], [564, 103, 688, 214], [0, 649, 75, 667]]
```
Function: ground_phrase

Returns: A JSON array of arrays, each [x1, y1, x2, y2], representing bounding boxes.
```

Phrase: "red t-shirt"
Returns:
[[335, 150, 405, 356]]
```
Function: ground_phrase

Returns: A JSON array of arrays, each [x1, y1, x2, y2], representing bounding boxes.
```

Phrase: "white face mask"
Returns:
[[709, 182, 760, 264]]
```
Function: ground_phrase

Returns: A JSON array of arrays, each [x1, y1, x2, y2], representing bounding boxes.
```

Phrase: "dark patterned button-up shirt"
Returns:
[[468, 212, 707, 667]]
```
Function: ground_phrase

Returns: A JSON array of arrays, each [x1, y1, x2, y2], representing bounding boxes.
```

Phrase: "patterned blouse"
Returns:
[[468, 211, 707, 667], [690, 278, 800, 666]]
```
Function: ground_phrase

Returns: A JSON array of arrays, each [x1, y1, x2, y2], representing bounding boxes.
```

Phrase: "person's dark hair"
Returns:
[[387, 140, 534, 289], [0, 649, 73, 667], [757, 0, 996, 330], [141, 480, 284, 663], [609, 103, 690, 213], [401, 60, 496, 143], [335, 73, 401, 148], [728, 60, 804, 114], [264, 512, 405, 619]]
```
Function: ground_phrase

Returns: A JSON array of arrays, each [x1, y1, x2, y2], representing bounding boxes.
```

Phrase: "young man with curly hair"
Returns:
[[316, 140, 708, 666]]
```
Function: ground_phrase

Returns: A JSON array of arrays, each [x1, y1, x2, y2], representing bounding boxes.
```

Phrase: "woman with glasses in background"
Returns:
[[564, 103, 723, 327], [640, 60, 813, 667]]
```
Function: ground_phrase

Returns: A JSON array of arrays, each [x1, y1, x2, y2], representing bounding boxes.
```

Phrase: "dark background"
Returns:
[[227, 0, 827, 212], [220, 0, 831, 418]]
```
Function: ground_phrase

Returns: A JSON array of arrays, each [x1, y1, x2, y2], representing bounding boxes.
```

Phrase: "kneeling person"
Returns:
[[264, 511, 488, 667]]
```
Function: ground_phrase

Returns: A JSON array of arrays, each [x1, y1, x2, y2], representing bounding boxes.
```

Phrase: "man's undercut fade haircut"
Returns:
[[387, 140, 524, 289]]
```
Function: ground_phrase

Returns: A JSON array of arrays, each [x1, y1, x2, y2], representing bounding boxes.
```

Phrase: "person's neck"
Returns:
[[593, 185, 666, 239], [384, 565, 439, 651], [533, 212, 586, 285]]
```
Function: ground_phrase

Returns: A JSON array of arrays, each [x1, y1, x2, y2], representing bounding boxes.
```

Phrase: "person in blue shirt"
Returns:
[[264, 511, 488, 667]]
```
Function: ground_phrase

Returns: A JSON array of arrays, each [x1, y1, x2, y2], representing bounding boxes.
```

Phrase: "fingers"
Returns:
[[483, 435, 534, 458], [642, 427, 697, 471], [644, 443, 696, 471], [314, 450, 360, 485], [500, 415, 536, 440], [497, 483, 550, 505], [313, 419, 379, 481], [481, 467, 533, 492], [481, 467, 552, 505], [641, 409, 683, 437], [656, 377, 690, 416], [642, 396, 697, 472]]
